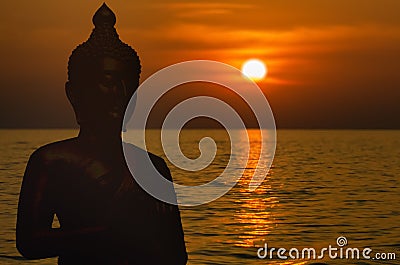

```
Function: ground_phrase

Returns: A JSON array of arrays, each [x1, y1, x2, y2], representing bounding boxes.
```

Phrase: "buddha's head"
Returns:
[[66, 3, 140, 131]]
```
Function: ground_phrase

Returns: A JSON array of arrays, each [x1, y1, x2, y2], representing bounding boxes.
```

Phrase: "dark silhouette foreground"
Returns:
[[16, 3, 187, 265]]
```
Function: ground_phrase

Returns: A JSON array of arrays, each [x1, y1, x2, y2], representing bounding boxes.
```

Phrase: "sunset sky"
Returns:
[[1, 0, 399, 128]]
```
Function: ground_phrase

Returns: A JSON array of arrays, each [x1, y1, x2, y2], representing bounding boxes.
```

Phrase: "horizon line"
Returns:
[[1, 127, 400, 130]]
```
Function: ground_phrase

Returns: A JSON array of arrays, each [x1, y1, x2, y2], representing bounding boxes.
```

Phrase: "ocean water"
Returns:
[[0, 129, 399, 264]]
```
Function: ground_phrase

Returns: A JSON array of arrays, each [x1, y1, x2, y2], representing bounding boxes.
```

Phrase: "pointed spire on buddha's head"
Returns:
[[92, 3, 116, 27]]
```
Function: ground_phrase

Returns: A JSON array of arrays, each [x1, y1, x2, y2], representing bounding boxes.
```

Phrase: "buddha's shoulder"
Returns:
[[28, 138, 80, 163], [122, 142, 165, 164], [122, 142, 171, 177]]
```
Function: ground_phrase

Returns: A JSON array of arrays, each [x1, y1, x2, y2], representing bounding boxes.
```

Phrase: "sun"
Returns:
[[241, 59, 267, 81]]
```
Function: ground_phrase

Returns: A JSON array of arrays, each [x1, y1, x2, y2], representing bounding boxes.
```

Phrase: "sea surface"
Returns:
[[0, 129, 399, 264]]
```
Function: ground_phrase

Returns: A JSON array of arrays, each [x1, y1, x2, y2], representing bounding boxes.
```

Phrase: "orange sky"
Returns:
[[1, 0, 400, 128]]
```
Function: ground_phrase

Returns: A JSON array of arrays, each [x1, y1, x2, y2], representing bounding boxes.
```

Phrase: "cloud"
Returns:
[[120, 21, 400, 86], [152, 2, 253, 18]]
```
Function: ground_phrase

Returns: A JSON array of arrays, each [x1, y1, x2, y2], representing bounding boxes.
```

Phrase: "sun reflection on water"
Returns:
[[232, 130, 280, 248]]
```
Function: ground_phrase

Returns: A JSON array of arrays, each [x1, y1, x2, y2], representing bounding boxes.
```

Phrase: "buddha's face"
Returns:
[[66, 57, 139, 128]]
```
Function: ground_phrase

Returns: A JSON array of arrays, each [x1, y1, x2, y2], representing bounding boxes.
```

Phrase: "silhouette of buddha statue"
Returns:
[[16, 3, 187, 265]]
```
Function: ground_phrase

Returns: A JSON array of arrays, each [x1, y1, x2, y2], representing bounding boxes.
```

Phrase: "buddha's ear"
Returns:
[[65, 81, 76, 105], [65, 81, 82, 125]]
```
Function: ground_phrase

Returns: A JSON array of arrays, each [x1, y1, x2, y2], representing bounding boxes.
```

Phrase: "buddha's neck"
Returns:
[[78, 126, 122, 145]]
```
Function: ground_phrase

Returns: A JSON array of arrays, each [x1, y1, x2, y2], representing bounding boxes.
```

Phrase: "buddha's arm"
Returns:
[[155, 160, 188, 265], [16, 150, 110, 259]]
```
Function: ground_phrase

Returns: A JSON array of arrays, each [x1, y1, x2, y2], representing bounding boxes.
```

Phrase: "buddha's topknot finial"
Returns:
[[92, 3, 116, 27]]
